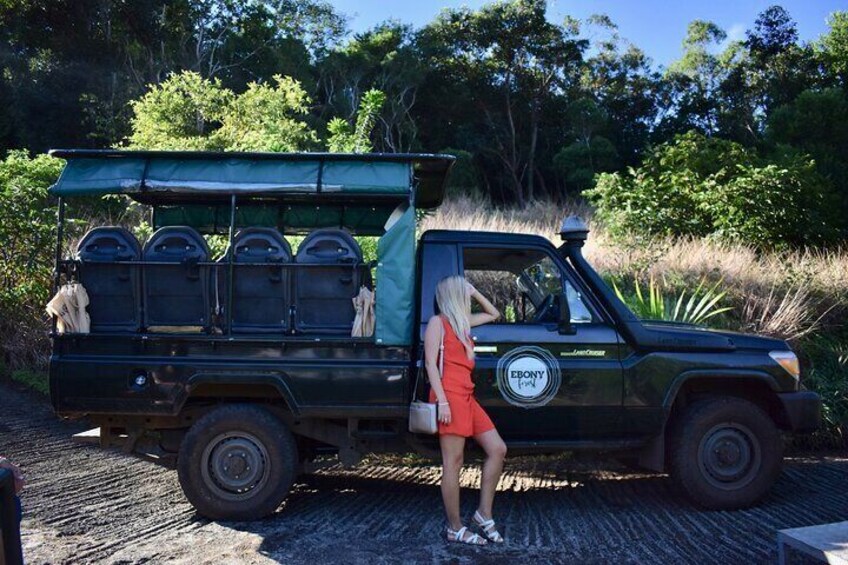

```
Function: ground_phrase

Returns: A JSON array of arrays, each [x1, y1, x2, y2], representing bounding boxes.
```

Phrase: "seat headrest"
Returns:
[[143, 226, 209, 260], [76, 226, 141, 260], [231, 228, 292, 263], [295, 228, 362, 264]]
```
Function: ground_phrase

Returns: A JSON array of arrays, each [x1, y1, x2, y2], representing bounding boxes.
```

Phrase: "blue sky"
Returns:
[[327, 0, 845, 68]]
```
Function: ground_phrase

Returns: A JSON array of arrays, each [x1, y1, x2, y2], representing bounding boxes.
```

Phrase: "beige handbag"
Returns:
[[408, 323, 444, 434]]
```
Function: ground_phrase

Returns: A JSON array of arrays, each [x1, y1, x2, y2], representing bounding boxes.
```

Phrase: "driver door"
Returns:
[[461, 243, 624, 440]]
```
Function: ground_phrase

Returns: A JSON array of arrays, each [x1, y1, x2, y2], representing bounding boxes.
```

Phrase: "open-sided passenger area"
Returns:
[[49, 150, 451, 346]]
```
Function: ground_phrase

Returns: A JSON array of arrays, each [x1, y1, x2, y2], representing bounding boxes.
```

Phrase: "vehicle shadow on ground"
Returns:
[[220, 456, 848, 564]]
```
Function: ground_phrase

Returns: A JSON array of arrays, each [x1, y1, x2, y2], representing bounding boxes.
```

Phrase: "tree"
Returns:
[[661, 21, 727, 135], [817, 11, 848, 87], [553, 98, 619, 191], [327, 89, 386, 153], [581, 14, 659, 165], [318, 22, 424, 152], [217, 75, 318, 152], [127, 71, 234, 150], [767, 88, 848, 219], [127, 70, 389, 152], [743, 5, 816, 114], [418, 0, 586, 206]]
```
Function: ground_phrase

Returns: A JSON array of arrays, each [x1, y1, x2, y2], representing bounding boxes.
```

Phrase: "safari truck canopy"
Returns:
[[49, 149, 455, 346]]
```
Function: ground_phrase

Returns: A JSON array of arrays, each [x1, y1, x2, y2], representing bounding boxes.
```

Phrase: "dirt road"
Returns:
[[2, 382, 846, 564]]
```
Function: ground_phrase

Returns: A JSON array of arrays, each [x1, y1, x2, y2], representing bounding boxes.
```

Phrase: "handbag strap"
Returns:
[[413, 317, 445, 402]]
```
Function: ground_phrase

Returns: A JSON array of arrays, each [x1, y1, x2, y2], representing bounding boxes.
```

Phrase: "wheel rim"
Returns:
[[201, 431, 270, 502], [697, 422, 762, 491]]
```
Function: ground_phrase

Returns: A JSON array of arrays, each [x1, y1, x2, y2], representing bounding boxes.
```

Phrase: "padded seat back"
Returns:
[[218, 228, 292, 333], [76, 227, 141, 331], [143, 227, 210, 330], [294, 228, 364, 333]]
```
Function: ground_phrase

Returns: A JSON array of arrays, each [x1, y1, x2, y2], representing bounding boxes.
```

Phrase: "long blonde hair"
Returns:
[[435, 275, 474, 357]]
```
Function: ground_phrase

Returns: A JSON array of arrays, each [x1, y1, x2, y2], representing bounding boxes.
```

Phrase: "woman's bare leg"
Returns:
[[474, 428, 507, 520], [439, 434, 466, 530]]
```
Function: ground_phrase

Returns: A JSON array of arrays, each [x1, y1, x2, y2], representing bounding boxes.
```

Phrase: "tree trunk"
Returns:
[[527, 97, 539, 203]]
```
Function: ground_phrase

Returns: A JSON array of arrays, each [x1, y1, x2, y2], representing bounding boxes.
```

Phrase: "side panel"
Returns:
[[471, 324, 623, 440], [50, 334, 411, 418]]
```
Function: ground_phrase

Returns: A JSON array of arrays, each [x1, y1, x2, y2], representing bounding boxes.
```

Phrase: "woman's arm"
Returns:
[[423, 316, 452, 424], [468, 283, 501, 327]]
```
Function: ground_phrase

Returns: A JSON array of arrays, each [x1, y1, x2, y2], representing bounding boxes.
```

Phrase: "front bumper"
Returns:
[[777, 391, 822, 433]]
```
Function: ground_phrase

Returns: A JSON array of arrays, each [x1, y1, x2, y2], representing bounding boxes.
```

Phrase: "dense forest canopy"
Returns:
[[1, 0, 847, 216]]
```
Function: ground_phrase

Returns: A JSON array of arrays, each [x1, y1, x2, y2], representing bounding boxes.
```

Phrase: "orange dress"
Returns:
[[429, 316, 495, 437]]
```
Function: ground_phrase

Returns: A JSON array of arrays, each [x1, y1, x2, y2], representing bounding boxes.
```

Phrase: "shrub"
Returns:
[[0, 151, 64, 369], [586, 131, 838, 247]]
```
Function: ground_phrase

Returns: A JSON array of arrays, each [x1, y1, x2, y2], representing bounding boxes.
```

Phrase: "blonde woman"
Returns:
[[425, 275, 506, 545]]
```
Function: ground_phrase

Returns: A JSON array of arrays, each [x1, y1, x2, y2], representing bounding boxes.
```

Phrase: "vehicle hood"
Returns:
[[640, 321, 789, 352]]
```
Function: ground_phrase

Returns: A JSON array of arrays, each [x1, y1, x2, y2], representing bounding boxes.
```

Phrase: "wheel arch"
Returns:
[[179, 372, 300, 417], [639, 370, 790, 473], [664, 370, 790, 430]]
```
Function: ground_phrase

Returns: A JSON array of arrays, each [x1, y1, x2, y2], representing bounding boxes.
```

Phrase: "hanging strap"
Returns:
[[412, 318, 444, 402]]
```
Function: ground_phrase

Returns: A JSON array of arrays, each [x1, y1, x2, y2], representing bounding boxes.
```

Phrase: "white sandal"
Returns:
[[446, 525, 487, 546], [473, 510, 504, 543]]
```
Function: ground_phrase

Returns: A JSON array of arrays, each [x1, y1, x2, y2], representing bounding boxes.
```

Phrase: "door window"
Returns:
[[462, 246, 593, 325]]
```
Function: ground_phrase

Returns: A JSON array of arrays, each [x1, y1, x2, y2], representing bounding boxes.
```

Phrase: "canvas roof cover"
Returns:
[[48, 150, 454, 209]]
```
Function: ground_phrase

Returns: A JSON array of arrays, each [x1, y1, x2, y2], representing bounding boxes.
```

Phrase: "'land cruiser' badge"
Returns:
[[496, 346, 561, 409]]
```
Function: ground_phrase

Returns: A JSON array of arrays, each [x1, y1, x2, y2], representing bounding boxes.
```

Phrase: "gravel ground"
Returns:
[[2, 381, 846, 564]]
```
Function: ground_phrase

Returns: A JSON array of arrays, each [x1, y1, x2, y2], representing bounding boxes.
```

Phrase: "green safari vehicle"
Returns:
[[47, 149, 821, 520]]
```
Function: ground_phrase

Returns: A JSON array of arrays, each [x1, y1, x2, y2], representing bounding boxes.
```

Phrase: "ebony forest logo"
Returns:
[[496, 346, 561, 409]]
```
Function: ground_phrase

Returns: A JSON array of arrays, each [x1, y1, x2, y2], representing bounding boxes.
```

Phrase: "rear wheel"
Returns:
[[177, 404, 298, 520], [669, 397, 783, 509]]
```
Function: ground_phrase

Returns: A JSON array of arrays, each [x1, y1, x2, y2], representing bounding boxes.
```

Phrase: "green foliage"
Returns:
[[127, 71, 233, 150], [127, 71, 316, 151], [817, 11, 848, 83], [11, 369, 48, 395], [587, 131, 837, 247], [798, 337, 848, 446], [327, 89, 386, 153], [767, 88, 848, 219], [0, 151, 63, 368], [554, 136, 619, 191], [217, 75, 318, 152], [612, 275, 732, 326]]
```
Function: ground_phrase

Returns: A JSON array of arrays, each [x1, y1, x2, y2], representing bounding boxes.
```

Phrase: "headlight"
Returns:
[[769, 350, 800, 380]]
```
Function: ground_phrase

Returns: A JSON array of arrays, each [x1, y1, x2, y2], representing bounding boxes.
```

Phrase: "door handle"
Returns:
[[386, 374, 403, 382]]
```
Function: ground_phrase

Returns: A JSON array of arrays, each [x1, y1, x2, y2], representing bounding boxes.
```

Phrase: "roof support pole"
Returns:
[[53, 197, 65, 293], [226, 194, 236, 336], [51, 197, 65, 334]]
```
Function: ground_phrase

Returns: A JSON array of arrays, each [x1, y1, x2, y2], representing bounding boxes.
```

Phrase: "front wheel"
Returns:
[[177, 404, 298, 520], [668, 397, 783, 509]]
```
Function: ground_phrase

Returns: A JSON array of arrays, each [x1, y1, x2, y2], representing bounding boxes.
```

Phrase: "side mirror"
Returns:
[[558, 293, 575, 335]]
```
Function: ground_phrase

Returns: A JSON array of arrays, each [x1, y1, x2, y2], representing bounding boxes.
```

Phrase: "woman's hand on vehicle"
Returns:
[[438, 402, 452, 425]]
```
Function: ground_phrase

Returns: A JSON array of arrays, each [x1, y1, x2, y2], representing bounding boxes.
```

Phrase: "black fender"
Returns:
[[638, 369, 781, 473], [181, 371, 300, 416], [662, 368, 781, 409]]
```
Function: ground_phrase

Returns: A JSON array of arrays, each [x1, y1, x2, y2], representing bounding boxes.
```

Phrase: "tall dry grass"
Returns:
[[423, 197, 848, 341]]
